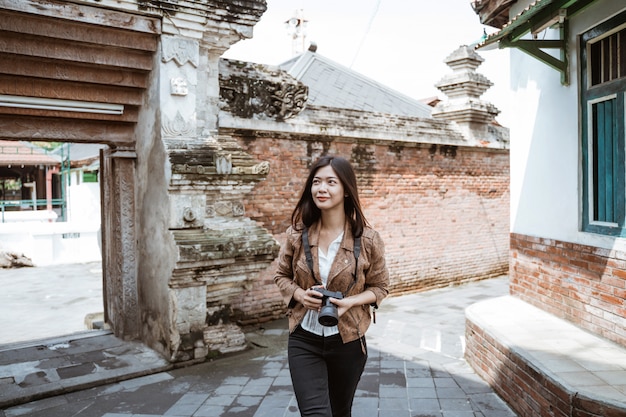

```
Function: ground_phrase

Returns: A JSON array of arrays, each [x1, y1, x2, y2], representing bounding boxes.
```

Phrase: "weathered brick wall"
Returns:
[[465, 319, 571, 417], [466, 315, 626, 417], [510, 233, 626, 348], [232, 136, 510, 324]]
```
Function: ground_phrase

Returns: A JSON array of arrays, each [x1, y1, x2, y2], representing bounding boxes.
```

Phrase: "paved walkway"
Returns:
[[0, 262, 517, 417]]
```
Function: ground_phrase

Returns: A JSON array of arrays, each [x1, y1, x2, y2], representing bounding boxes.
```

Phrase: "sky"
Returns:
[[223, 0, 511, 126]]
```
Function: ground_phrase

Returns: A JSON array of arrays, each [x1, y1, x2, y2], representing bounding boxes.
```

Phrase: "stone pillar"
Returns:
[[101, 148, 139, 339], [143, 0, 280, 362], [432, 45, 501, 143]]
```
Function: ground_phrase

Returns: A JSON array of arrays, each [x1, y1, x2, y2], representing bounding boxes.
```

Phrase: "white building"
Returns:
[[466, 1, 626, 416]]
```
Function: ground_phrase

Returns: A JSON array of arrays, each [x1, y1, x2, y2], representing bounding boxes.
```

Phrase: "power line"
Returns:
[[350, 0, 382, 68]]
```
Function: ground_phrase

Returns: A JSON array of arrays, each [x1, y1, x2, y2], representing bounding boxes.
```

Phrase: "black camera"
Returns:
[[314, 288, 343, 327]]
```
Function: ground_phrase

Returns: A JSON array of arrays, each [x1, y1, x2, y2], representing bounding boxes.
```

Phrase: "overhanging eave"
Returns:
[[475, 0, 598, 85]]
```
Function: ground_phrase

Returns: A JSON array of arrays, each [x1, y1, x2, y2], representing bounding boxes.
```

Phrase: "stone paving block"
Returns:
[[468, 393, 517, 417], [433, 377, 458, 388], [435, 387, 468, 399], [380, 359, 406, 369], [379, 385, 407, 398], [233, 395, 262, 407], [272, 376, 292, 386], [245, 376, 274, 386], [214, 384, 244, 395], [164, 392, 207, 415], [353, 396, 378, 409], [240, 382, 270, 396], [407, 377, 435, 388], [255, 393, 293, 410], [406, 367, 432, 378], [379, 370, 406, 386], [410, 397, 440, 412], [409, 412, 442, 417], [264, 386, 293, 396], [194, 404, 227, 417], [222, 406, 254, 416], [378, 410, 405, 417], [379, 396, 409, 410], [260, 364, 282, 377], [253, 406, 293, 417], [203, 393, 236, 406], [407, 387, 437, 398], [450, 374, 492, 395], [439, 397, 474, 412]]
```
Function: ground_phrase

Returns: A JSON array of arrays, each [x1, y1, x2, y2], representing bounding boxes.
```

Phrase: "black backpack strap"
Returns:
[[345, 235, 361, 295], [353, 235, 361, 266], [302, 228, 320, 285]]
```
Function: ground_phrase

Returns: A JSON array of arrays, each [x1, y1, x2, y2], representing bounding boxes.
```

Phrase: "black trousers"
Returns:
[[288, 326, 367, 417]]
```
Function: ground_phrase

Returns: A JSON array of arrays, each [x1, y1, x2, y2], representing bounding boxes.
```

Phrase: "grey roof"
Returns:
[[279, 50, 432, 118]]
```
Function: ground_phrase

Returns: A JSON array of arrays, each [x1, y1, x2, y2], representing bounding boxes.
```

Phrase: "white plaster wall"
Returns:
[[0, 222, 101, 266], [133, 42, 180, 359], [510, 0, 626, 251], [0, 177, 102, 266], [67, 180, 101, 225]]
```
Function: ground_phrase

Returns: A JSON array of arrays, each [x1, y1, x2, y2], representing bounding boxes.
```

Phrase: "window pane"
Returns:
[[592, 98, 618, 223], [603, 39, 611, 82], [590, 28, 626, 86], [591, 41, 602, 85]]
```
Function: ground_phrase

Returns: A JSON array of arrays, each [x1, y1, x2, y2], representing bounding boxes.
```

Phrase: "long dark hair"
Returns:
[[291, 155, 368, 237]]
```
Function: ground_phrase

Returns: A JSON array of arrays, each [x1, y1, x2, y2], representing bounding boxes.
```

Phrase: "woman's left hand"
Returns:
[[329, 296, 354, 318], [330, 289, 377, 318]]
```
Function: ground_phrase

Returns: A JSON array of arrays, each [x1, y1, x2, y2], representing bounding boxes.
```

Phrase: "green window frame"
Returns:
[[581, 12, 626, 236]]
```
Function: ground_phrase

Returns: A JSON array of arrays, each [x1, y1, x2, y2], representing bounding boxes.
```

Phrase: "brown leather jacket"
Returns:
[[274, 221, 389, 343]]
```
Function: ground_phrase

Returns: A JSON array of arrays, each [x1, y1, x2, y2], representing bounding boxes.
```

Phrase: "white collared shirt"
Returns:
[[300, 231, 344, 336]]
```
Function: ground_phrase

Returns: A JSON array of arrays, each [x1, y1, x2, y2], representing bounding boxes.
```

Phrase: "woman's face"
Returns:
[[311, 165, 345, 212]]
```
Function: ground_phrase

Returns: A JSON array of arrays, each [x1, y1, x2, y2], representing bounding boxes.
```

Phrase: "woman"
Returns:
[[274, 155, 390, 417]]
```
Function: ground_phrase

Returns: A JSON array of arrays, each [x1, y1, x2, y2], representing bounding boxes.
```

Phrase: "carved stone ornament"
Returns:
[[170, 77, 189, 96], [162, 36, 199, 67], [219, 59, 308, 121], [251, 161, 269, 175], [215, 154, 233, 174], [232, 202, 244, 217], [163, 111, 195, 137], [182, 207, 196, 223], [215, 201, 233, 217], [271, 83, 308, 120], [231, 161, 269, 175], [203, 201, 243, 218]]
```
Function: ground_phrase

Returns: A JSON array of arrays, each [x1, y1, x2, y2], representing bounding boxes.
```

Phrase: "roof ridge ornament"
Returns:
[[432, 46, 503, 146]]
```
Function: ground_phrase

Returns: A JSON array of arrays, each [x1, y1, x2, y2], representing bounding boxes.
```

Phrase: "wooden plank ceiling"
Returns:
[[0, 1, 161, 146]]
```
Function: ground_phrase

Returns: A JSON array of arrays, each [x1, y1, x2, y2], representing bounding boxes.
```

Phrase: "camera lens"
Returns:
[[319, 303, 339, 326]]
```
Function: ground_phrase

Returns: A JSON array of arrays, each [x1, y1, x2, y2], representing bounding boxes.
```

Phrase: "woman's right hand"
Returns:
[[296, 287, 323, 311]]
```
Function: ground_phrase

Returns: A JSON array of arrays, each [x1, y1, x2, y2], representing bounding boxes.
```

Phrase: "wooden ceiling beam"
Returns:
[[0, 115, 136, 146]]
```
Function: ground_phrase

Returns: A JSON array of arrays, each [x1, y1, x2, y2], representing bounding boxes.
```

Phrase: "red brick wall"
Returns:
[[466, 315, 626, 417], [232, 135, 510, 324], [510, 233, 626, 348], [465, 319, 571, 417]]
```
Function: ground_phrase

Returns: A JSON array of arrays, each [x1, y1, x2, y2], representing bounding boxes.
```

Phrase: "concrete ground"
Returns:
[[0, 263, 517, 417], [0, 262, 103, 345]]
